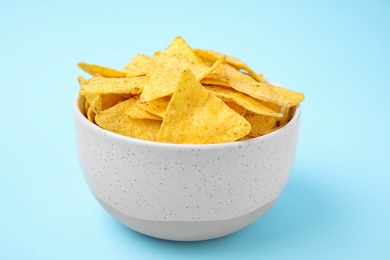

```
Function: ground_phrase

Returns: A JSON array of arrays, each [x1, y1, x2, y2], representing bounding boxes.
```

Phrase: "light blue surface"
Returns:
[[1, 0, 389, 259]]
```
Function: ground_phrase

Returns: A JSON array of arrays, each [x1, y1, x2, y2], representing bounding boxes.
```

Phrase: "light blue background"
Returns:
[[1, 0, 389, 259]]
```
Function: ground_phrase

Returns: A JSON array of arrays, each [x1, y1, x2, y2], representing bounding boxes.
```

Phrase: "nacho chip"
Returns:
[[82, 93, 97, 116], [250, 82, 305, 108], [77, 36, 304, 143], [245, 113, 277, 137], [225, 102, 246, 117], [140, 37, 216, 102], [205, 85, 283, 118], [138, 96, 171, 118], [197, 54, 226, 81], [278, 107, 290, 127], [95, 98, 161, 141], [223, 64, 304, 107], [157, 69, 251, 144], [164, 37, 201, 61], [78, 62, 126, 78], [122, 54, 151, 77], [140, 52, 210, 102], [287, 105, 297, 122], [200, 77, 230, 87], [79, 75, 145, 95], [193, 49, 263, 82], [86, 94, 127, 123], [261, 101, 282, 113], [127, 98, 163, 120], [87, 95, 101, 123]]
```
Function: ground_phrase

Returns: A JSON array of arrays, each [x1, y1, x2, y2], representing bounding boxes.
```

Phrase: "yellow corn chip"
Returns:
[[78, 75, 88, 85], [140, 52, 210, 102], [261, 101, 282, 113], [84, 99, 90, 116], [95, 98, 161, 141], [287, 105, 297, 122], [79, 75, 145, 95], [140, 37, 216, 102], [87, 95, 102, 123], [164, 37, 201, 61], [127, 98, 163, 120], [138, 96, 171, 118], [100, 94, 128, 110], [205, 85, 283, 118], [278, 107, 290, 127], [250, 82, 305, 108], [82, 92, 97, 116], [223, 64, 304, 107], [157, 69, 251, 144], [193, 49, 263, 82], [200, 77, 230, 87], [122, 54, 151, 77], [225, 55, 264, 82], [86, 94, 126, 123], [78, 62, 126, 78], [197, 54, 226, 81], [245, 113, 277, 137], [77, 36, 304, 143], [225, 102, 246, 117]]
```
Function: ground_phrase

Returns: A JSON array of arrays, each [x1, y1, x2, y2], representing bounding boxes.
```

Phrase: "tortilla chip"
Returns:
[[157, 69, 251, 144], [193, 49, 263, 82], [223, 64, 305, 107], [127, 97, 163, 120], [87, 95, 101, 123], [77, 36, 305, 143], [86, 94, 127, 123], [138, 96, 171, 118], [140, 37, 218, 102], [140, 52, 210, 102], [164, 36, 200, 61], [78, 62, 126, 78], [225, 102, 246, 117], [245, 113, 277, 137], [95, 98, 161, 141], [205, 85, 283, 118], [200, 77, 230, 87], [79, 75, 145, 95], [197, 54, 226, 81], [122, 54, 151, 77]]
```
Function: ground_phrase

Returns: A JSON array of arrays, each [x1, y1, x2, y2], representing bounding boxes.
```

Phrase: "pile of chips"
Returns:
[[77, 37, 304, 144]]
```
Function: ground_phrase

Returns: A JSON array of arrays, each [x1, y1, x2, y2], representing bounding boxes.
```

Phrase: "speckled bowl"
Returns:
[[74, 95, 301, 241]]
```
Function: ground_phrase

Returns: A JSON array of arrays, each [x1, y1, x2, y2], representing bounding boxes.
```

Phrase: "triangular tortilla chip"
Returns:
[[127, 97, 163, 120], [122, 54, 151, 77], [205, 85, 283, 118], [78, 62, 126, 78], [193, 48, 263, 82], [79, 75, 145, 95], [245, 113, 277, 137], [164, 37, 200, 61], [137, 96, 171, 118], [87, 93, 127, 122], [157, 69, 251, 144], [95, 98, 161, 141], [140, 37, 213, 102], [223, 64, 304, 107]]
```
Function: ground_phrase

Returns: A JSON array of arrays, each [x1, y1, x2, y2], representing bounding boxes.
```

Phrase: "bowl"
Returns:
[[74, 95, 301, 241]]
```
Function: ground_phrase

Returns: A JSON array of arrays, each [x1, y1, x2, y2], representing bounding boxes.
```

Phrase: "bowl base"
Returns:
[[96, 197, 276, 241]]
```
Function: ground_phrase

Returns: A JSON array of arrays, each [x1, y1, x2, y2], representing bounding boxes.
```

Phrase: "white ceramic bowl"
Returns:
[[74, 95, 301, 241]]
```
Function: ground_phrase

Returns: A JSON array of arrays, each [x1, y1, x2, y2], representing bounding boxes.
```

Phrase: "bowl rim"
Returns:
[[74, 95, 301, 150]]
